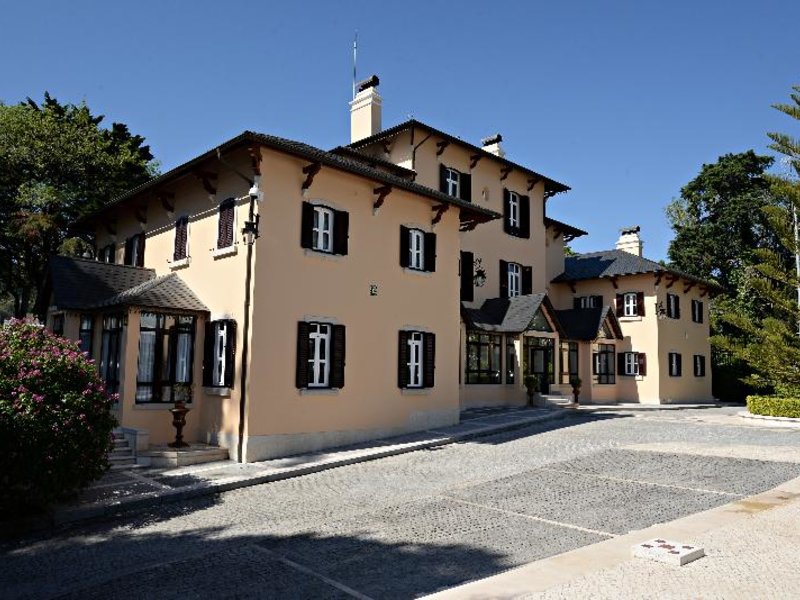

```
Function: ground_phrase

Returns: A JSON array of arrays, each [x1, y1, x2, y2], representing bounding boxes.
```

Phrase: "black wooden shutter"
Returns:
[[499, 260, 509, 298], [674, 296, 681, 319], [637, 292, 645, 316], [522, 266, 533, 295], [295, 322, 310, 388], [333, 210, 349, 255], [399, 226, 410, 267], [331, 324, 346, 388], [520, 195, 531, 238], [460, 251, 474, 302], [136, 234, 146, 267], [592, 353, 598, 375], [574, 297, 581, 309], [224, 320, 237, 387], [300, 202, 315, 249], [460, 172, 472, 202], [700, 355, 706, 376], [676, 353, 682, 376], [424, 232, 437, 272], [218, 199, 234, 248], [174, 217, 188, 261], [615, 294, 624, 316], [439, 164, 449, 194], [592, 295, 603, 307], [503, 189, 511, 233], [398, 330, 410, 388], [202, 321, 215, 387], [124, 237, 133, 265], [698, 301, 704, 323], [423, 332, 436, 388], [638, 353, 647, 376], [617, 352, 626, 375]]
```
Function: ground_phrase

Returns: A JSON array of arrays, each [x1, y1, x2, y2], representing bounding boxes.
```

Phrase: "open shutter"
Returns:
[[295, 322, 310, 388], [136, 234, 146, 267], [676, 353, 682, 376], [698, 301, 704, 323], [398, 330, 410, 388], [424, 232, 437, 272], [573, 297, 581, 309], [124, 237, 133, 265], [423, 332, 436, 388], [700, 355, 706, 376], [333, 210, 349, 255], [638, 353, 647, 376], [520, 195, 531, 238], [615, 294, 624, 317], [499, 260, 509, 298], [399, 226, 410, 268], [224, 320, 237, 387], [439, 164, 449, 194], [503, 189, 511, 233], [202, 321, 215, 387], [218, 199, 234, 248], [522, 266, 533, 295], [300, 202, 314, 249], [617, 352, 626, 375], [674, 296, 681, 319], [330, 324, 346, 388], [592, 352, 598, 375], [460, 251, 474, 302], [173, 217, 188, 261], [637, 292, 645, 316], [460, 172, 472, 203], [592, 295, 603, 308]]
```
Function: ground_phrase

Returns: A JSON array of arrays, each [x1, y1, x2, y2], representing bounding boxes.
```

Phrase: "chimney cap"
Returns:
[[481, 133, 503, 147], [619, 225, 641, 236], [356, 74, 380, 92]]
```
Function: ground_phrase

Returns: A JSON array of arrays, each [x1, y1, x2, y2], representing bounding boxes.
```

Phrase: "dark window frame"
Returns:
[[135, 313, 196, 404], [506, 336, 516, 384], [79, 314, 93, 356], [99, 313, 124, 396], [559, 341, 579, 384], [466, 331, 502, 384], [51, 313, 64, 336], [594, 343, 616, 384]]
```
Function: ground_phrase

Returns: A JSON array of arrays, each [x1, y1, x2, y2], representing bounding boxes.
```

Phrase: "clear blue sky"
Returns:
[[3, 0, 798, 259]]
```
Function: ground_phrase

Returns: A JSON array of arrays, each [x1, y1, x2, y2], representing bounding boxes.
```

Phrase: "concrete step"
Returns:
[[109, 462, 145, 471], [108, 454, 135, 464], [113, 439, 129, 449], [110, 446, 132, 456]]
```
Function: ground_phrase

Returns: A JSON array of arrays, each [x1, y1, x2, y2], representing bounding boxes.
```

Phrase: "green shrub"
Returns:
[[0, 320, 117, 514], [746, 395, 800, 419]]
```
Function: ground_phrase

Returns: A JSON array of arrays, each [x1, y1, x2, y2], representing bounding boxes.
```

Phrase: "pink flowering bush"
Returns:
[[0, 320, 117, 513]]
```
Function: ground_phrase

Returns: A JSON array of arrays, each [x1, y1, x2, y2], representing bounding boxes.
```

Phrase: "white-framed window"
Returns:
[[308, 322, 331, 387], [409, 229, 425, 270], [508, 263, 521, 297], [445, 168, 460, 198], [623, 292, 638, 317], [213, 322, 228, 386], [577, 295, 602, 308], [407, 332, 423, 388], [624, 352, 639, 376], [312, 206, 334, 253], [508, 191, 520, 229]]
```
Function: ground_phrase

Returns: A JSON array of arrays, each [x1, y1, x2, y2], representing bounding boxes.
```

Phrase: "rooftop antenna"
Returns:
[[352, 31, 358, 100]]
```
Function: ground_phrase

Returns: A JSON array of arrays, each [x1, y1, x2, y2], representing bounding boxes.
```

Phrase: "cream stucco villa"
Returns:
[[46, 76, 721, 462]]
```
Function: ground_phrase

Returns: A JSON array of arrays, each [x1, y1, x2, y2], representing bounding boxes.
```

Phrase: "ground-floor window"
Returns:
[[524, 337, 555, 388], [619, 351, 646, 376], [79, 314, 93, 357], [51, 314, 64, 337], [669, 352, 682, 377], [559, 341, 579, 384], [135, 313, 196, 403], [100, 314, 123, 395], [593, 343, 615, 384], [506, 336, 516, 384], [693, 354, 706, 377], [296, 321, 346, 389], [466, 332, 502, 384], [398, 330, 436, 388], [203, 319, 237, 388]]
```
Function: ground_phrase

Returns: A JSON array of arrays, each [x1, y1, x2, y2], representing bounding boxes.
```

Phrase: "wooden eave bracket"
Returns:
[[134, 206, 147, 225], [435, 140, 450, 156], [551, 227, 563, 240], [301, 162, 322, 195], [194, 170, 218, 198], [609, 276, 619, 289], [431, 203, 450, 227], [699, 286, 708, 298], [470, 154, 483, 170], [500, 165, 513, 181], [654, 272, 664, 287], [683, 281, 697, 294], [665, 274, 680, 288], [104, 221, 117, 237], [568, 282, 577, 294], [373, 185, 392, 213], [158, 192, 175, 214], [527, 177, 540, 191], [380, 140, 392, 154], [248, 145, 263, 177]]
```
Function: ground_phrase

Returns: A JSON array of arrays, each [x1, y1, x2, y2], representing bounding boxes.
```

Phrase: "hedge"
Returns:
[[746, 395, 800, 419]]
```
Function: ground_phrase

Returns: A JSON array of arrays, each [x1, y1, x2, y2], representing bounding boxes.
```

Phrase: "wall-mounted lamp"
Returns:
[[242, 214, 260, 246]]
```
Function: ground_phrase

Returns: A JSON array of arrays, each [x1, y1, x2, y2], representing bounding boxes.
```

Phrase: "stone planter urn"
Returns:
[[168, 384, 192, 448], [570, 376, 582, 405], [524, 374, 541, 407]]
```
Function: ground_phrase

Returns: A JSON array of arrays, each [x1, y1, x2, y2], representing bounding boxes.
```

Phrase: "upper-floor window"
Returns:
[[508, 263, 521, 297], [692, 299, 704, 323], [617, 292, 644, 317], [439, 164, 472, 202], [668, 352, 682, 377], [574, 295, 603, 309], [124, 233, 145, 267], [300, 202, 349, 256], [500, 260, 532, 298], [296, 321, 346, 389], [217, 198, 235, 249], [400, 226, 436, 272], [503, 189, 530, 238], [666, 293, 680, 319], [173, 216, 189, 262], [203, 319, 237, 388]]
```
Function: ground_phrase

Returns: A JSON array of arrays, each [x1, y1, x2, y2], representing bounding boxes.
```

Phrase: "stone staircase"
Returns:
[[108, 430, 139, 470]]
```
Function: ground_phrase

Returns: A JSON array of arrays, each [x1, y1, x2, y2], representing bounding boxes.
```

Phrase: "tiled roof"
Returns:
[[552, 249, 724, 291], [555, 307, 623, 341], [49, 256, 155, 310], [348, 119, 570, 194], [48, 257, 208, 313], [75, 131, 500, 230], [461, 293, 564, 335], [543, 216, 587, 240]]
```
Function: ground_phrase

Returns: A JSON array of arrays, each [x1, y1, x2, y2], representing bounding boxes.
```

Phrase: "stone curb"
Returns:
[[2, 409, 572, 536], [738, 410, 800, 426]]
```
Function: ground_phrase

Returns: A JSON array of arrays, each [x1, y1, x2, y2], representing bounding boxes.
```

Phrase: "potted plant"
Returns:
[[524, 374, 541, 407], [569, 376, 582, 405]]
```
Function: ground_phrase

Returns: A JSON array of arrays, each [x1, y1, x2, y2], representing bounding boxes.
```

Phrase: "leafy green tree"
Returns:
[[0, 93, 157, 317]]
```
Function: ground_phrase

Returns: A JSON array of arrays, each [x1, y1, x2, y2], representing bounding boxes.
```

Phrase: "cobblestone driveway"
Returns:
[[3, 407, 800, 599]]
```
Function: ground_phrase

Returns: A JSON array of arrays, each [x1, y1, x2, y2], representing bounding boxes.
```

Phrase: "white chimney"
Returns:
[[481, 133, 505, 157], [350, 75, 382, 143], [616, 225, 643, 256]]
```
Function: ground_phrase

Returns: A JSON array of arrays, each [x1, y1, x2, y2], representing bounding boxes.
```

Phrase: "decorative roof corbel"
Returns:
[[469, 153, 483, 170], [158, 192, 175, 215], [527, 177, 540, 191], [609, 276, 619, 289], [194, 170, 218, 200], [373, 184, 392, 214], [665, 274, 680, 288], [301, 162, 321, 196], [435, 140, 450, 156], [683, 281, 696, 294], [431, 203, 450, 227], [500, 165, 513, 181], [248, 145, 262, 177]]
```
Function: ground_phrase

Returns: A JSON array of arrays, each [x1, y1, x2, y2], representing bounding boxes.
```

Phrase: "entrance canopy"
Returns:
[[461, 293, 565, 336]]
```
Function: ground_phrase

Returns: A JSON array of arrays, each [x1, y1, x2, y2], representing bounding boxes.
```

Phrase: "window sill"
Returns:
[[203, 387, 231, 397], [169, 257, 191, 270], [299, 387, 340, 396], [304, 249, 344, 262], [134, 402, 195, 410], [464, 382, 504, 386], [401, 387, 431, 395], [403, 267, 433, 277], [619, 316, 643, 322], [211, 245, 238, 259]]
